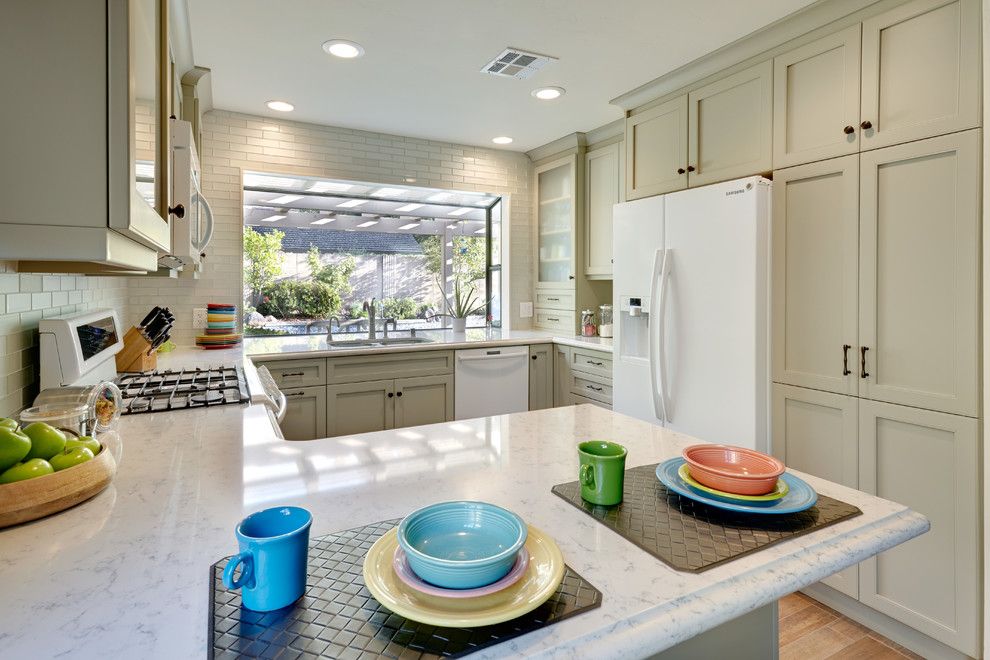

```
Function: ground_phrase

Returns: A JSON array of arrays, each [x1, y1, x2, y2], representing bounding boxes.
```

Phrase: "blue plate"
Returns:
[[655, 458, 818, 515]]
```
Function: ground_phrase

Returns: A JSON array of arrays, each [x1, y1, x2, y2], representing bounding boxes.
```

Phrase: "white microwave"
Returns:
[[169, 118, 214, 273], [39, 309, 124, 390]]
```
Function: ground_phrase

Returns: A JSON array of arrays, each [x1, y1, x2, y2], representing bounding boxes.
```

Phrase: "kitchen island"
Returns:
[[0, 378, 927, 658]]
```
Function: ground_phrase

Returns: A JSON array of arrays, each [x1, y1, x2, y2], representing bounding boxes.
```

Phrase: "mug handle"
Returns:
[[579, 463, 595, 488], [222, 551, 255, 590]]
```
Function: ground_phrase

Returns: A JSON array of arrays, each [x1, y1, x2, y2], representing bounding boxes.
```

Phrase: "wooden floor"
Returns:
[[779, 592, 924, 660]]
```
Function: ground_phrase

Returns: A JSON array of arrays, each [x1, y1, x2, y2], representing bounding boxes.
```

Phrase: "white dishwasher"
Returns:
[[454, 345, 530, 420]]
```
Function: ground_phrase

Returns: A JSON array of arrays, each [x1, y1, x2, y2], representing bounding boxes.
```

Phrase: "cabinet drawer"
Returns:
[[255, 358, 326, 388], [326, 350, 453, 384], [536, 291, 574, 310], [569, 392, 612, 410], [569, 373, 613, 404], [570, 349, 612, 378], [534, 309, 573, 332]]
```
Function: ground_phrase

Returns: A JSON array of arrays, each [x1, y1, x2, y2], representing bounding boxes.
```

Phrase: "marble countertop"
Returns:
[[0, 366, 927, 659], [244, 328, 613, 359]]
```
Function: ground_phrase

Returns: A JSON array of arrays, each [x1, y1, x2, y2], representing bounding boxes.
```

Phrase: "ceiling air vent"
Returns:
[[481, 48, 557, 79]]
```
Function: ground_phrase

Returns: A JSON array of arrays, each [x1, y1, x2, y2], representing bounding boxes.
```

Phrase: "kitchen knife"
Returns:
[[146, 322, 173, 355], [139, 306, 162, 328]]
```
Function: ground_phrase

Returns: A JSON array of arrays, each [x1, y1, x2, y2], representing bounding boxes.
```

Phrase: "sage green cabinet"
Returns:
[[860, 0, 980, 151], [584, 143, 619, 278], [394, 375, 454, 428], [772, 25, 862, 168], [858, 399, 980, 656], [326, 379, 394, 437], [553, 345, 572, 407], [529, 344, 553, 411], [625, 95, 688, 200], [771, 384, 858, 598], [280, 385, 327, 441]]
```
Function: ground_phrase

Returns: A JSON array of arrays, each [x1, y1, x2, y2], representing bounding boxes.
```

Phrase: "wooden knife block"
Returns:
[[115, 327, 158, 373]]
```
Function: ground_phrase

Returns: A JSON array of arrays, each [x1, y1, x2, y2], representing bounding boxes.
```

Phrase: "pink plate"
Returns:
[[682, 444, 785, 496], [392, 546, 530, 599]]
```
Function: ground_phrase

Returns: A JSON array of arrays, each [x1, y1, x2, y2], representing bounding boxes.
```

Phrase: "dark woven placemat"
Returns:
[[209, 518, 602, 659], [552, 463, 862, 573]]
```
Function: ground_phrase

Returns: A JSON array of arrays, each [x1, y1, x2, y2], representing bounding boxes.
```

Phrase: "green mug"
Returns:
[[578, 441, 628, 506]]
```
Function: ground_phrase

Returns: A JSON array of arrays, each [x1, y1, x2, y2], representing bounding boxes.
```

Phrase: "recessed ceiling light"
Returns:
[[260, 214, 286, 222], [308, 181, 352, 193], [337, 199, 367, 208], [450, 208, 472, 216], [266, 100, 294, 112], [372, 187, 405, 197], [356, 220, 378, 228], [404, 178, 417, 183], [532, 86, 565, 100], [399, 222, 421, 230], [322, 39, 365, 59], [310, 217, 335, 225], [396, 203, 423, 212], [266, 194, 303, 205], [491, 136, 513, 145], [427, 193, 452, 202]]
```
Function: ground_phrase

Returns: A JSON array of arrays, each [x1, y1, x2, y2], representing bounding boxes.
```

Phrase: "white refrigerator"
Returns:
[[612, 176, 771, 452]]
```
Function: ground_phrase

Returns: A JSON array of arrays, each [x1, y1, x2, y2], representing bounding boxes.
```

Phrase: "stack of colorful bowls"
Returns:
[[362, 500, 567, 627], [681, 444, 785, 496], [196, 303, 242, 350]]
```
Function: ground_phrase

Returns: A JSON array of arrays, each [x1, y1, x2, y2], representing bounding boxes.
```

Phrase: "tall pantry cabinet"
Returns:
[[769, 0, 982, 655]]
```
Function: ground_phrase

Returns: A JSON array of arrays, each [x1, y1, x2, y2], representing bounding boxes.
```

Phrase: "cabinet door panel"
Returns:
[[394, 375, 453, 428], [772, 156, 859, 395], [861, 0, 980, 150], [625, 95, 688, 200], [536, 155, 578, 287], [859, 131, 980, 415], [773, 25, 861, 168], [585, 143, 619, 277], [553, 345, 572, 407], [528, 344, 553, 411], [326, 379, 394, 437], [858, 400, 979, 656], [279, 385, 327, 441], [771, 384, 858, 597], [688, 61, 773, 186]]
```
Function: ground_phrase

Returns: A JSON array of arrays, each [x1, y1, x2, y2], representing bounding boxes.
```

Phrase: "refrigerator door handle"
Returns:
[[649, 249, 671, 422]]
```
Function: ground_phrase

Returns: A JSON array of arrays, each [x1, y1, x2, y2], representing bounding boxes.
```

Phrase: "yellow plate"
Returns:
[[678, 463, 789, 502], [363, 524, 565, 627]]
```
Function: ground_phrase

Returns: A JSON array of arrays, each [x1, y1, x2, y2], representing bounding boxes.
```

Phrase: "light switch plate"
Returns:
[[520, 302, 533, 318], [192, 308, 208, 328]]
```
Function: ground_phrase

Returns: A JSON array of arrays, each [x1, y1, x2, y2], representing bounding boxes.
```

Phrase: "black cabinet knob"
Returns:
[[531, 355, 537, 360], [686, 165, 696, 172], [843, 125, 855, 135], [396, 391, 403, 397], [168, 204, 185, 219], [387, 392, 394, 398], [677, 168, 686, 174], [860, 120, 872, 130]]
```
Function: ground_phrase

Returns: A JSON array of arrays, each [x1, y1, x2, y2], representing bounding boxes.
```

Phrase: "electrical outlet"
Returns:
[[520, 302, 533, 318], [192, 308, 208, 328]]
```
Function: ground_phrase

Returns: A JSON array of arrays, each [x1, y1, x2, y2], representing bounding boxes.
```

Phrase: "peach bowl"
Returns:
[[682, 444, 785, 496]]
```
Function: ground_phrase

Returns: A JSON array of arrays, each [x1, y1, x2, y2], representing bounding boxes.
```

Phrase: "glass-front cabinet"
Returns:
[[535, 155, 577, 288]]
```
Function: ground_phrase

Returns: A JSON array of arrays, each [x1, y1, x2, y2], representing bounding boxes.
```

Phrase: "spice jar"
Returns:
[[598, 304, 613, 338]]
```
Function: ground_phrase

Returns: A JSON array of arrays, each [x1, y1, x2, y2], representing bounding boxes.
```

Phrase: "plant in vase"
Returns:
[[443, 280, 487, 333]]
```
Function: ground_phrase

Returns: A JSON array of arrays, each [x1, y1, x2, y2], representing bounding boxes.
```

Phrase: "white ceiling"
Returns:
[[188, 0, 818, 152]]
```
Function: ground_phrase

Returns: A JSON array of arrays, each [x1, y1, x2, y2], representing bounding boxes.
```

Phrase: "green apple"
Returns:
[[65, 436, 101, 456], [0, 417, 18, 431], [49, 446, 94, 471], [0, 458, 54, 484], [22, 422, 66, 460], [0, 427, 31, 472]]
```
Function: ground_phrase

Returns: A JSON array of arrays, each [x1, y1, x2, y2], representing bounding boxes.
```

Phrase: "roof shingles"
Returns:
[[251, 226, 424, 255]]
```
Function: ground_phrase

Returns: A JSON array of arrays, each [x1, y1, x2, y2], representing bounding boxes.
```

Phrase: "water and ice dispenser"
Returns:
[[618, 294, 650, 360]]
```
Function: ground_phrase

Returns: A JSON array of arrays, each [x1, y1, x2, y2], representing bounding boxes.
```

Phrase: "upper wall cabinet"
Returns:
[[535, 155, 578, 289], [625, 96, 688, 200], [773, 26, 862, 168], [687, 61, 773, 187], [584, 142, 620, 279], [860, 0, 980, 150], [0, 0, 171, 272]]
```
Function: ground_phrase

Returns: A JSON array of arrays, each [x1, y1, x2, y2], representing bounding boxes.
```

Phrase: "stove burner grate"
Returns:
[[116, 365, 250, 415]]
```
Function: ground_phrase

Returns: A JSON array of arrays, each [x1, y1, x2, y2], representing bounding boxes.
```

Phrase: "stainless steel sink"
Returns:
[[327, 337, 434, 349]]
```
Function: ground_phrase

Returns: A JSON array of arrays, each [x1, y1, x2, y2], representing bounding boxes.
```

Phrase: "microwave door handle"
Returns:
[[192, 191, 215, 251]]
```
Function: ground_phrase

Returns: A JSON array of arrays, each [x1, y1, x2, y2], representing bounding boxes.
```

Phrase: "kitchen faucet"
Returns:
[[325, 316, 342, 343]]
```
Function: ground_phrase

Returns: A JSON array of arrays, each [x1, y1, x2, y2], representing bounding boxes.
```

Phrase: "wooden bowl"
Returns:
[[0, 443, 116, 529], [682, 444, 784, 496]]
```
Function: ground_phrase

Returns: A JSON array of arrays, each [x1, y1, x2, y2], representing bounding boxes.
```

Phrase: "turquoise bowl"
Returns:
[[397, 501, 527, 589]]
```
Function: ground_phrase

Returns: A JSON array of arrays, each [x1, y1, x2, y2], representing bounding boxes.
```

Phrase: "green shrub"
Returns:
[[347, 302, 368, 319], [257, 280, 341, 319], [382, 297, 418, 319]]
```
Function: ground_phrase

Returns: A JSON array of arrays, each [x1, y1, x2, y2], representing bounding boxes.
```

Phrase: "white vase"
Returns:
[[452, 317, 467, 333]]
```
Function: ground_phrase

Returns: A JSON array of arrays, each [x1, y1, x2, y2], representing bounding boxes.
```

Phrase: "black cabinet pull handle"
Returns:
[[586, 385, 604, 392], [860, 120, 872, 130], [843, 125, 855, 135], [588, 360, 604, 366], [285, 391, 306, 397], [547, 317, 560, 322], [387, 392, 394, 398], [677, 168, 686, 174], [281, 371, 305, 377], [842, 344, 851, 376], [568, 275, 575, 280], [547, 297, 559, 301], [168, 204, 185, 219], [860, 346, 869, 379], [686, 165, 696, 172]]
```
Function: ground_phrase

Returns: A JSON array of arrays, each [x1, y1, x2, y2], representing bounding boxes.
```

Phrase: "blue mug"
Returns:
[[222, 506, 312, 611]]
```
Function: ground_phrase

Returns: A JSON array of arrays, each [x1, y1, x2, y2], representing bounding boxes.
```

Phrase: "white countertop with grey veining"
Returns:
[[0, 350, 926, 659], [244, 328, 613, 360]]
